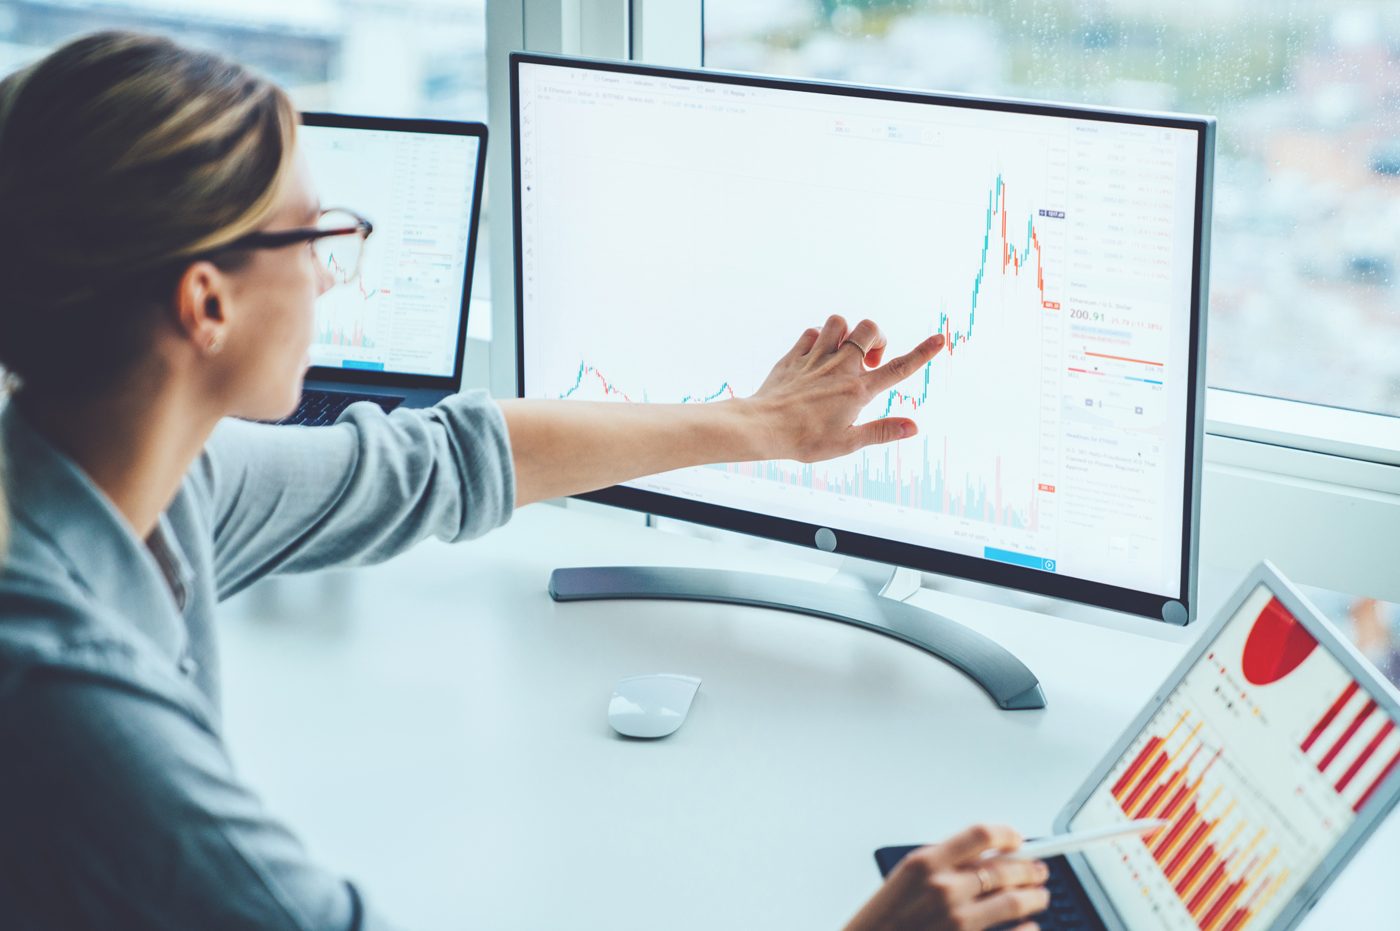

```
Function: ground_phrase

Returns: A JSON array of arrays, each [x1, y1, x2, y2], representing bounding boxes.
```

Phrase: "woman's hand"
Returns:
[[843, 825, 1050, 931], [744, 315, 945, 463]]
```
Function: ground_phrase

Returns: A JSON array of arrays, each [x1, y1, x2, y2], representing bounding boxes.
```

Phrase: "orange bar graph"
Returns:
[[1111, 711, 1286, 931], [1114, 735, 1164, 798], [1187, 859, 1229, 914], [1192, 832, 1257, 920], [1131, 724, 1203, 818], [1154, 785, 1217, 861], [1181, 822, 1244, 902], [1169, 801, 1235, 883]]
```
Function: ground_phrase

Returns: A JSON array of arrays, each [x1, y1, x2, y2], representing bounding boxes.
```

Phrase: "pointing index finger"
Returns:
[[865, 333, 945, 394]]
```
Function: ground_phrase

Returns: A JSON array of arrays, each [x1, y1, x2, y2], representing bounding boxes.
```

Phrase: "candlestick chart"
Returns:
[[551, 172, 1057, 531], [313, 246, 386, 349], [303, 130, 391, 363]]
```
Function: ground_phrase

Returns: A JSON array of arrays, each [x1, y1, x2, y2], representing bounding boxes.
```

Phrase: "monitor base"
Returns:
[[549, 565, 1046, 711]]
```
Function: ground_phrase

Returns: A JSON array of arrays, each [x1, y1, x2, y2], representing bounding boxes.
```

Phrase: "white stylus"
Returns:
[[998, 819, 1171, 860]]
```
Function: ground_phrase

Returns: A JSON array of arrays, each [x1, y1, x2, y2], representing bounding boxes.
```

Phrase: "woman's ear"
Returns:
[[174, 261, 229, 355]]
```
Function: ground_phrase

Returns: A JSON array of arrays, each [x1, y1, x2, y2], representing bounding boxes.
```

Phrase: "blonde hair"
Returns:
[[0, 31, 297, 563]]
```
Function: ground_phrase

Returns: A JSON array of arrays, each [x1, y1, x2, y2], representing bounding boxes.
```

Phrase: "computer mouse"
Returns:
[[607, 673, 701, 739]]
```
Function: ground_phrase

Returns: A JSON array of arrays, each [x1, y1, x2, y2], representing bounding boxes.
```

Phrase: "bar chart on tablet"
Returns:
[[1072, 586, 1397, 931], [1110, 709, 1290, 931]]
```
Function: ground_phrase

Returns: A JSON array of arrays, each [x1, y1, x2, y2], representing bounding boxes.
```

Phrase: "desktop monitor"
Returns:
[[512, 53, 1214, 627]]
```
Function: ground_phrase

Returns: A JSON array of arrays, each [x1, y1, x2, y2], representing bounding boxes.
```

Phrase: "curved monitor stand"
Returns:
[[549, 556, 1047, 711]]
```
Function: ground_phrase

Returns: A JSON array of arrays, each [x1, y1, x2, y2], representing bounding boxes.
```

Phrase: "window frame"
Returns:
[[484, 0, 1400, 606]]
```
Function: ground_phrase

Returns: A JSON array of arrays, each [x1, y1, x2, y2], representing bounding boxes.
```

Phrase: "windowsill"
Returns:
[[1206, 388, 1400, 467]]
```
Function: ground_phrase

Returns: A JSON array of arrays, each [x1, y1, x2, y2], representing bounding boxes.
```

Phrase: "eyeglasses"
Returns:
[[222, 208, 373, 284]]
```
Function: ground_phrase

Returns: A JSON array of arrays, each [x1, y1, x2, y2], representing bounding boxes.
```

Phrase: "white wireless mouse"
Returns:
[[607, 673, 701, 739]]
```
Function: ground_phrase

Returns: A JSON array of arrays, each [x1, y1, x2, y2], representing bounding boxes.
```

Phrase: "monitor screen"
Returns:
[[301, 122, 480, 379], [1068, 585, 1399, 931], [514, 57, 1209, 616]]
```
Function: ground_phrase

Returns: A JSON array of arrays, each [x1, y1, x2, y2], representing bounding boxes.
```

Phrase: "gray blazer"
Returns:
[[0, 393, 516, 929]]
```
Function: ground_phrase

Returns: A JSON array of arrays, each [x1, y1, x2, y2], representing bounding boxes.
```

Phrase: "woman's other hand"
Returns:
[[843, 824, 1050, 931], [745, 315, 944, 463]]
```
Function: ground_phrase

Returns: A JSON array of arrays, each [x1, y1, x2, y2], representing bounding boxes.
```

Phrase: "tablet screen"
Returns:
[[1068, 585, 1399, 931]]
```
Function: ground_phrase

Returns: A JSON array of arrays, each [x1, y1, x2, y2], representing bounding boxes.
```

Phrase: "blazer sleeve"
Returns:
[[0, 667, 400, 931], [196, 390, 515, 599]]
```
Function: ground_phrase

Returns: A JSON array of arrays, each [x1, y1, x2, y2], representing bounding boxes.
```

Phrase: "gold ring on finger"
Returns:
[[976, 867, 994, 895], [840, 338, 870, 357]]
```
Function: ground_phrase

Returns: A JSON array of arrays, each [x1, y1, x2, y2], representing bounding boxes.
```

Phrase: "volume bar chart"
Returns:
[[707, 437, 1038, 529], [1111, 712, 1288, 931], [317, 318, 375, 348]]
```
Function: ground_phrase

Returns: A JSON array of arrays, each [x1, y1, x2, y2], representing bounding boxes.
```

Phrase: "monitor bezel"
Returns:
[[511, 51, 1215, 623], [300, 112, 488, 392], [1052, 561, 1400, 931]]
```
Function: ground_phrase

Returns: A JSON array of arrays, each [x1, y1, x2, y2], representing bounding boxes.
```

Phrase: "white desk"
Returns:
[[215, 503, 1399, 930]]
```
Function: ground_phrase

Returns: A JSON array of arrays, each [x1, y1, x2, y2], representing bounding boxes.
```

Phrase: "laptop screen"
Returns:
[[1069, 584, 1399, 931], [300, 123, 481, 379]]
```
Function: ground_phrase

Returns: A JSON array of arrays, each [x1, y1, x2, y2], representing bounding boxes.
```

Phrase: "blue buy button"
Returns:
[[984, 547, 1055, 572]]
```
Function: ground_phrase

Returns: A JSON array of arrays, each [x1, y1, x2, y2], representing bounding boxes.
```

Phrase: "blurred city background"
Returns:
[[3, 0, 1395, 416], [706, 0, 1400, 420], [0, 0, 1393, 681], [704, 0, 1400, 681], [0, 0, 487, 120]]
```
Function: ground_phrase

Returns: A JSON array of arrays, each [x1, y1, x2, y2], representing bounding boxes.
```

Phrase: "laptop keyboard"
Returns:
[[277, 388, 404, 426], [990, 856, 1106, 931], [877, 848, 1108, 931]]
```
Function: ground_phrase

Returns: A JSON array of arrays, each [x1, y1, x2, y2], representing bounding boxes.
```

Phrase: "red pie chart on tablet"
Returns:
[[1242, 597, 1318, 685]]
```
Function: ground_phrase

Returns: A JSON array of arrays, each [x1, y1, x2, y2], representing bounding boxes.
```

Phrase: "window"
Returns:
[[705, 1, 1400, 418], [1300, 583, 1400, 688], [0, 1, 486, 120], [0, 0, 491, 341]]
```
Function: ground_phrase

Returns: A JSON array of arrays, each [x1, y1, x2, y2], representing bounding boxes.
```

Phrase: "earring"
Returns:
[[208, 335, 223, 354]]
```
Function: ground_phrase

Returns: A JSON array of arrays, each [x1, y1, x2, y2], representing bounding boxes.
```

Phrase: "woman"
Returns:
[[0, 32, 1049, 931]]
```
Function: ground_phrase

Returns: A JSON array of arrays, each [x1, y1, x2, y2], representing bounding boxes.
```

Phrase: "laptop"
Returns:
[[281, 113, 487, 425], [876, 561, 1400, 931]]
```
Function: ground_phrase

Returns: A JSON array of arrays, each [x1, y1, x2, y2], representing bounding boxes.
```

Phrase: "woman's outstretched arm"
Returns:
[[500, 314, 945, 507], [197, 313, 939, 594]]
